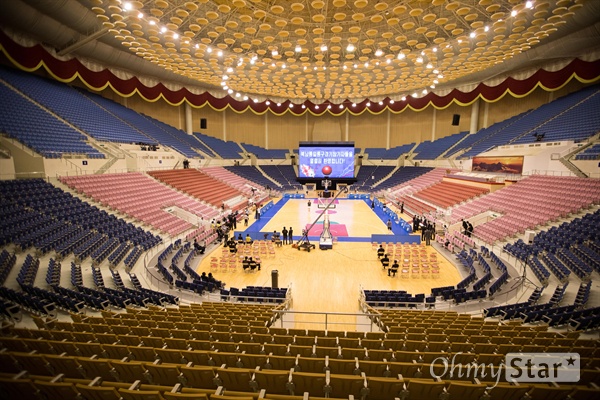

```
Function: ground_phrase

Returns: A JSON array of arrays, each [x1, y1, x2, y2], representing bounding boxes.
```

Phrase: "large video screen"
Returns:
[[298, 142, 355, 178]]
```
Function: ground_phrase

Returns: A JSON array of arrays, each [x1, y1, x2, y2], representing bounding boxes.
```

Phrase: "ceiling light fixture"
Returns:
[[346, 44, 355, 52]]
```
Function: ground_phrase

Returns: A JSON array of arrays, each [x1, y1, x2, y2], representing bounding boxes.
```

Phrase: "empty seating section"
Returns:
[[1, 306, 599, 399], [149, 169, 245, 209], [511, 87, 600, 144], [413, 181, 489, 208], [201, 166, 260, 197], [450, 175, 600, 243], [225, 166, 283, 191], [444, 115, 524, 158], [354, 166, 394, 190], [0, 66, 152, 145], [60, 172, 219, 235], [575, 143, 600, 160], [221, 286, 288, 303], [375, 167, 434, 192], [259, 165, 302, 191], [0, 179, 161, 255], [364, 290, 431, 308], [242, 143, 288, 159], [505, 209, 600, 286], [0, 80, 103, 158], [413, 131, 468, 160], [79, 89, 208, 158], [457, 112, 535, 159], [194, 132, 243, 159], [354, 166, 377, 189], [364, 143, 414, 160], [380, 168, 450, 216], [458, 86, 600, 159]]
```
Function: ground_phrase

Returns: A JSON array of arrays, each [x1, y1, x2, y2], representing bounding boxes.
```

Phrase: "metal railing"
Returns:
[[270, 309, 382, 332]]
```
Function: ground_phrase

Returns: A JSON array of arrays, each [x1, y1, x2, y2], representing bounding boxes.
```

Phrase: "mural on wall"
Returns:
[[472, 156, 524, 174]]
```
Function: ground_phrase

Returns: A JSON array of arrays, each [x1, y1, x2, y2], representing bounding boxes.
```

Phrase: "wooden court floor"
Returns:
[[194, 198, 462, 330]]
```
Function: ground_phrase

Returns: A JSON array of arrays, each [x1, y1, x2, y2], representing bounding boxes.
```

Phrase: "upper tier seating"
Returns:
[[413, 181, 489, 209], [364, 143, 415, 160], [79, 89, 211, 158], [0, 80, 103, 159], [60, 172, 220, 235], [0, 66, 152, 145], [413, 132, 468, 160], [241, 143, 288, 159], [451, 175, 600, 243], [149, 169, 246, 209], [574, 143, 600, 160], [511, 87, 600, 144], [458, 85, 600, 159], [194, 132, 243, 159], [259, 165, 302, 191], [0, 179, 161, 256], [445, 113, 527, 159]]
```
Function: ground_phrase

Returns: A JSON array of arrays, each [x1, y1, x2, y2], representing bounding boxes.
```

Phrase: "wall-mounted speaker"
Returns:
[[200, 118, 207, 129], [452, 114, 460, 126]]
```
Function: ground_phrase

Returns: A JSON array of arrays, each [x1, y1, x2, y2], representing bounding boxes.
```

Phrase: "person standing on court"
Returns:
[[307, 199, 312, 213], [387, 219, 392, 231], [282, 227, 288, 245], [288, 227, 294, 244]]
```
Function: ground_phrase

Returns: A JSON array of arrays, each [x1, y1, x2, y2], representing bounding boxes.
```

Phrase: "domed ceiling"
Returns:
[[1, 0, 599, 106]]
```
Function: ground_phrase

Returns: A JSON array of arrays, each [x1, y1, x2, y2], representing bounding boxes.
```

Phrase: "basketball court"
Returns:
[[194, 198, 462, 330]]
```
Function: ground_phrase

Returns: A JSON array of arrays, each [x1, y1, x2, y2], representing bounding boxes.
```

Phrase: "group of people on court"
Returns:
[[377, 245, 399, 277], [242, 256, 261, 272], [271, 227, 294, 245]]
